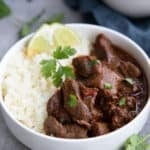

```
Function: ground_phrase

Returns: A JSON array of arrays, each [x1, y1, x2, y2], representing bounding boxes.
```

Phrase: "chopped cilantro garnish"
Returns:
[[89, 59, 100, 67], [68, 94, 77, 107], [125, 77, 134, 85], [104, 83, 112, 89], [119, 97, 126, 106]]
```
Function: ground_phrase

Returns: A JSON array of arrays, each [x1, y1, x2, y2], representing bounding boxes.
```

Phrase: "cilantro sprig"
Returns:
[[19, 12, 64, 38], [40, 59, 56, 78], [53, 46, 76, 59], [122, 134, 150, 150], [40, 46, 76, 87], [0, 0, 11, 19]]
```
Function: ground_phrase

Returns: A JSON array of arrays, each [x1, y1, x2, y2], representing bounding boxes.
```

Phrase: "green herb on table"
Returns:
[[68, 94, 77, 107], [104, 83, 112, 89], [119, 97, 126, 106], [19, 10, 45, 38], [45, 13, 64, 24], [19, 12, 64, 38], [40, 46, 76, 87], [0, 0, 11, 18], [125, 77, 134, 85], [122, 134, 150, 150]]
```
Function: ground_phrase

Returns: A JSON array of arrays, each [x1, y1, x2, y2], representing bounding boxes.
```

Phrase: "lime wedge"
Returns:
[[26, 23, 80, 57], [52, 24, 80, 47], [26, 24, 52, 57]]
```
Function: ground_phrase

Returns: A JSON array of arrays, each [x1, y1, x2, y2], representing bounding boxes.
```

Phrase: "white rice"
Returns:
[[2, 51, 58, 133], [1, 29, 91, 133]]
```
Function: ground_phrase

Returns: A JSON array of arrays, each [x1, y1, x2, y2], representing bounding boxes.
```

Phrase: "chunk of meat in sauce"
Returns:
[[73, 56, 101, 78], [79, 83, 102, 121], [93, 34, 141, 78], [44, 116, 88, 138], [111, 107, 136, 129], [80, 63, 123, 97], [100, 64, 123, 96], [119, 61, 141, 78], [100, 100, 136, 129], [62, 79, 92, 123], [91, 122, 110, 136], [47, 90, 71, 123], [93, 34, 120, 67]]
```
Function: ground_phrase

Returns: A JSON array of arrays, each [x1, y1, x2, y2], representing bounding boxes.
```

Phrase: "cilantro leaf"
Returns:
[[104, 83, 112, 89], [19, 10, 45, 38], [19, 24, 30, 38], [0, 0, 11, 19], [119, 97, 126, 106], [45, 13, 64, 24], [53, 46, 76, 59], [62, 66, 75, 79], [123, 134, 150, 150], [68, 94, 77, 107], [52, 66, 75, 87], [19, 12, 64, 38], [89, 59, 100, 67], [40, 59, 56, 78], [125, 77, 134, 85]]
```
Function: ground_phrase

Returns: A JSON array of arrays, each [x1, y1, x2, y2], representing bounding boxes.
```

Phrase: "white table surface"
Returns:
[[0, 0, 149, 150]]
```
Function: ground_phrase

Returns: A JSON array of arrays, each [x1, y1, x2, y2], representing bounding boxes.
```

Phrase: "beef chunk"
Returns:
[[126, 96, 136, 110], [47, 90, 71, 123], [93, 34, 141, 78], [119, 61, 141, 78], [93, 34, 120, 66], [82, 64, 122, 97], [45, 116, 87, 138], [65, 124, 88, 138], [44, 116, 66, 137], [72, 56, 101, 78], [111, 110, 135, 129], [100, 64, 122, 96], [99, 96, 136, 130], [108, 104, 135, 129], [79, 83, 102, 121], [82, 73, 101, 88], [91, 122, 110, 136], [118, 81, 133, 96], [62, 79, 92, 123]]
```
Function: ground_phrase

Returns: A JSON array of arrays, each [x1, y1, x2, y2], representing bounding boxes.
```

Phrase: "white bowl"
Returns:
[[103, 0, 150, 17], [0, 24, 150, 150]]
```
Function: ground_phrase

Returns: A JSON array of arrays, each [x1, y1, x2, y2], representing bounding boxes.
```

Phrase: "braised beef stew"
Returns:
[[44, 34, 148, 138]]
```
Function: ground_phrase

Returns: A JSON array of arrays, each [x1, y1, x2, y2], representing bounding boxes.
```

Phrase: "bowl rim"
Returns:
[[0, 23, 150, 143]]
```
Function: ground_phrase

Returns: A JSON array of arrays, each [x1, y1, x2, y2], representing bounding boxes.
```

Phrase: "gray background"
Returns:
[[0, 0, 149, 150]]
